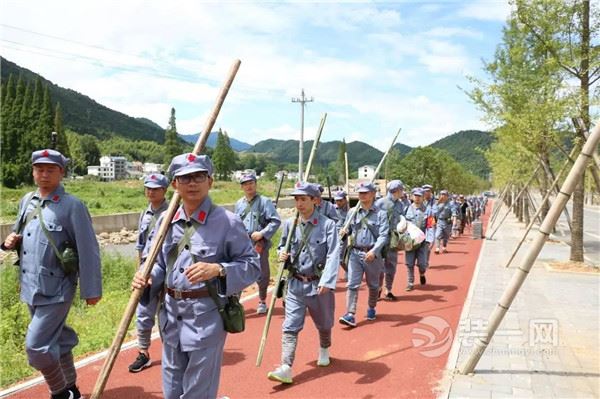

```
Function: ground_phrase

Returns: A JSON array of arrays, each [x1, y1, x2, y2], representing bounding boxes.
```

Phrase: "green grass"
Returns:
[[0, 252, 137, 388], [0, 178, 293, 223]]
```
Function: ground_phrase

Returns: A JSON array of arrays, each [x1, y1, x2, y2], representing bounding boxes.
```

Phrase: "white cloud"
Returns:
[[424, 27, 483, 39], [457, 1, 512, 22]]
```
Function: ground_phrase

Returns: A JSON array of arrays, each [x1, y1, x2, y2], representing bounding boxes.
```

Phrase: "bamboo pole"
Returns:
[[487, 166, 542, 240], [459, 121, 600, 375], [90, 60, 241, 399], [256, 113, 327, 367], [340, 128, 401, 235], [344, 148, 350, 194], [489, 183, 511, 228], [503, 143, 579, 268]]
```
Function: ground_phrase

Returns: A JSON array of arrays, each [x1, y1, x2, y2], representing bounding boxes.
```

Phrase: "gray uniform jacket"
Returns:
[[278, 211, 340, 295], [344, 204, 389, 258], [317, 200, 339, 222], [433, 201, 453, 226], [375, 194, 407, 231], [136, 200, 169, 252], [145, 196, 260, 351], [13, 185, 102, 306], [234, 194, 281, 242]]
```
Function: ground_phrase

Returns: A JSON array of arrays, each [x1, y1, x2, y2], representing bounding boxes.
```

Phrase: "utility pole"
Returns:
[[291, 89, 313, 181]]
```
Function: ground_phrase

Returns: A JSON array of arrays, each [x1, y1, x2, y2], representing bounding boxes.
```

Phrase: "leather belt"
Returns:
[[166, 287, 210, 300], [352, 245, 374, 252], [293, 273, 319, 282]]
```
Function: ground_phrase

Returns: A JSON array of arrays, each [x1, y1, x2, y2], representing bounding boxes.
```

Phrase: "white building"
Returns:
[[143, 162, 162, 174], [87, 155, 129, 180], [358, 165, 376, 180]]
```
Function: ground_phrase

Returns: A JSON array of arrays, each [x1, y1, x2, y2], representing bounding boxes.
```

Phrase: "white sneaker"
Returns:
[[317, 347, 330, 367], [267, 364, 293, 384], [256, 302, 268, 314]]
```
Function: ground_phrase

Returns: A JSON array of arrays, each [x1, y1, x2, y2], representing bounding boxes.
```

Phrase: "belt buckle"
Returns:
[[173, 289, 183, 299]]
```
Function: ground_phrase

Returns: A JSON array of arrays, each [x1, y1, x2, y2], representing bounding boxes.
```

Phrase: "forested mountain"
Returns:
[[245, 131, 493, 178], [0, 57, 164, 142], [430, 130, 493, 178], [179, 132, 252, 151], [246, 139, 389, 171]]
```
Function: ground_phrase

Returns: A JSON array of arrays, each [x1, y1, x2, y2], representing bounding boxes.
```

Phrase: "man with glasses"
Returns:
[[132, 153, 260, 399], [235, 172, 281, 315], [2, 149, 102, 399], [128, 173, 169, 373]]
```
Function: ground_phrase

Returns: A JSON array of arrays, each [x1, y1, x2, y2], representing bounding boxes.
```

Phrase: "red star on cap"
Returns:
[[198, 210, 207, 222], [360, 183, 365, 187], [295, 181, 301, 187], [187, 154, 196, 163], [151, 174, 157, 180], [42, 150, 49, 157]]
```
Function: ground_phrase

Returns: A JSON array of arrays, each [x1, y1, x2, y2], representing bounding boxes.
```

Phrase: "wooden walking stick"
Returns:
[[91, 59, 241, 399], [256, 113, 328, 367], [503, 143, 579, 268], [459, 120, 600, 375], [487, 165, 542, 240], [344, 145, 350, 195]]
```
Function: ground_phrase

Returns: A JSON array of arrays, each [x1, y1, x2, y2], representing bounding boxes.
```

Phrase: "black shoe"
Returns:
[[386, 292, 397, 301], [50, 388, 73, 399], [128, 352, 151, 373], [420, 274, 426, 285], [67, 386, 81, 399]]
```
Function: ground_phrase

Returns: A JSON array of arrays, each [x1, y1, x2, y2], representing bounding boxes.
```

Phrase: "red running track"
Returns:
[[8, 211, 488, 399]]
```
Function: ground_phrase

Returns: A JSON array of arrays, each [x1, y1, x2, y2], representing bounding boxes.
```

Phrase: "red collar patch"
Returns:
[[42, 150, 49, 157], [198, 210, 207, 223], [187, 154, 196, 163], [313, 218, 318, 225], [52, 195, 60, 202], [174, 210, 180, 219]]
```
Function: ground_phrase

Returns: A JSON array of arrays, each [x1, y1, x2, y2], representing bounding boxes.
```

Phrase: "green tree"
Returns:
[[54, 103, 70, 157], [384, 148, 402, 182], [333, 139, 347, 185], [67, 131, 101, 175], [212, 129, 236, 180], [514, 0, 599, 261], [163, 107, 181, 168]]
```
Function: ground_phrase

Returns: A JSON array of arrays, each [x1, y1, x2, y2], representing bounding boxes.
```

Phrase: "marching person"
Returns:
[[234, 172, 281, 315], [422, 184, 435, 208], [315, 184, 339, 222], [404, 187, 435, 291], [128, 173, 169, 373], [2, 149, 102, 399], [339, 182, 389, 327], [375, 180, 408, 300], [132, 153, 260, 399], [333, 190, 349, 277], [267, 182, 340, 384], [433, 190, 452, 254]]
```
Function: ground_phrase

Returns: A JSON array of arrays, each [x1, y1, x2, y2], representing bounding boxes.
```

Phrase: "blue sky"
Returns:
[[1, 0, 512, 150]]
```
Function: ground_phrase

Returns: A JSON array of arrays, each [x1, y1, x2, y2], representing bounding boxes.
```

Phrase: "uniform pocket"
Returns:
[[37, 265, 64, 297], [190, 241, 218, 263]]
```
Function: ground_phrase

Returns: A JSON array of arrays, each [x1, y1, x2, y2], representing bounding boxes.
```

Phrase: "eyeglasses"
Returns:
[[176, 172, 208, 184]]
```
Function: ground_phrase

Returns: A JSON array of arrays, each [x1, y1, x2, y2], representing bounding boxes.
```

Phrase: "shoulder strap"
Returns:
[[240, 197, 257, 221], [15, 192, 37, 234]]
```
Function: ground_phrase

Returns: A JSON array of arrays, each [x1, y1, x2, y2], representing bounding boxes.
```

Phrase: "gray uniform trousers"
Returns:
[[381, 249, 399, 291], [26, 286, 78, 370], [405, 244, 429, 285], [346, 249, 383, 313], [162, 338, 226, 399], [257, 241, 272, 301]]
